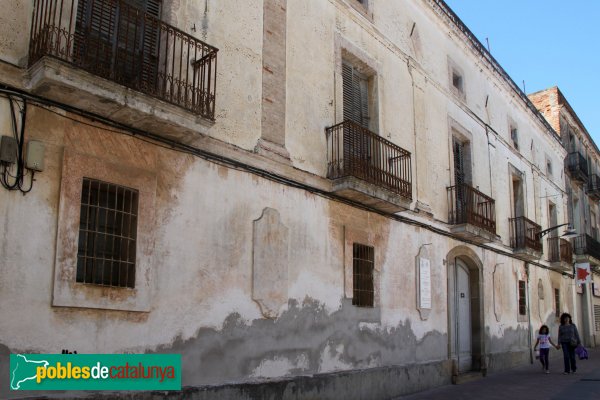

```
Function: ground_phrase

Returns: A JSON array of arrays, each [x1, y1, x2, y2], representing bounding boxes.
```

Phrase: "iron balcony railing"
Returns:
[[29, 0, 218, 119], [587, 174, 600, 201], [573, 234, 600, 261], [325, 120, 412, 199], [509, 216, 542, 252], [565, 152, 588, 183], [547, 237, 572, 263], [447, 184, 496, 235]]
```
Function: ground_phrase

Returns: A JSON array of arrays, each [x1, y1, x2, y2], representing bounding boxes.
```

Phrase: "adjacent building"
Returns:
[[0, 0, 593, 398], [530, 86, 600, 348]]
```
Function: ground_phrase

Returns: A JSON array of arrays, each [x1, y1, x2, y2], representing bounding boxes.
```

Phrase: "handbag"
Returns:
[[575, 345, 589, 360]]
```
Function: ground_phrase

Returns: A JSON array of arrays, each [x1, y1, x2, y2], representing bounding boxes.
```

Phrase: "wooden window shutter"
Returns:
[[342, 62, 370, 129], [453, 138, 465, 186]]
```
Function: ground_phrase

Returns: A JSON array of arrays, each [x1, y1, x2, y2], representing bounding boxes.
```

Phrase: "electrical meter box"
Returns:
[[0, 135, 17, 163], [26, 140, 45, 172]]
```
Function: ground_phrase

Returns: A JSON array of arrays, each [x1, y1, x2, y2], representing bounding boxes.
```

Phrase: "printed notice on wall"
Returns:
[[419, 258, 431, 309]]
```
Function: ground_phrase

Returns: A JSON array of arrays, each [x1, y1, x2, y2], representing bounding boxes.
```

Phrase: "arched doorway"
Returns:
[[447, 247, 484, 375]]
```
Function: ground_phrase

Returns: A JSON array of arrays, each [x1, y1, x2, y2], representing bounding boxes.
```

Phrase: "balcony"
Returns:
[[325, 120, 412, 213], [509, 216, 542, 260], [447, 184, 497, 243], [565, 152, 588, 184], [28, 0, 218, 139], [587, 175, 600, 201], [547, 237, 573, 272], [573, 234, 600, 266]]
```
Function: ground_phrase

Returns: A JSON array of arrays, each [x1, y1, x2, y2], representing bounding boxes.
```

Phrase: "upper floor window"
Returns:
[[546, 156, 553, 177], [447, 59, 466, 101], [342, 61, 376, 132], [352, 243, 374, 307], [510, 127, 519, 151], [76, 178, 139, 288]]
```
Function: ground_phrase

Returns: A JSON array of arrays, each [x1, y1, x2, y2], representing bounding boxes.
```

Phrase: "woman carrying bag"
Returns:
[[558, 313, 581, 374]]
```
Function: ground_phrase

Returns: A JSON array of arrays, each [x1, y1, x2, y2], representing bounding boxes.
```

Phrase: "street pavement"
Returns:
[[398, 348, 600, 400]]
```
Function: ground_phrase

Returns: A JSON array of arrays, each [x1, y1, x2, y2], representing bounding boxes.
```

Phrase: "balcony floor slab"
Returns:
[[331, 176, 411, 214]]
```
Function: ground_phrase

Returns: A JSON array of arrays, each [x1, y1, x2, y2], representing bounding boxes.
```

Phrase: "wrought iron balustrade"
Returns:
[[447, 184, 496, 235], [325, 120, 412, 199], [510, 216, 542, 252], [547, 237, 572, 263], [573, 234, 600, 261], [29, 0, 218, 119]]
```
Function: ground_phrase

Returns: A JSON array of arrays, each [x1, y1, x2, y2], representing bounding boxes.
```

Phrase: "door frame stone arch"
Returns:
[[446, 245, 485, 377]]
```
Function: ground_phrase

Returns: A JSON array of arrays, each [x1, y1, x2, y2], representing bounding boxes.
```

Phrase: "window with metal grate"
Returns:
[[518, 280, 527, 316], [352, 243, 374, 307], [554, 288, 561, 318], [76, 178, 139, 288]]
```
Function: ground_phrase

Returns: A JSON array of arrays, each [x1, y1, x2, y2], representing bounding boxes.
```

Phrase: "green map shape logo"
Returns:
[[10, 354, 49, 390]]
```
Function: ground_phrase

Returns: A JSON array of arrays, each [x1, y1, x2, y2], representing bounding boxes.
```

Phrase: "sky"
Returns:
[[444, 0, 600, 142]]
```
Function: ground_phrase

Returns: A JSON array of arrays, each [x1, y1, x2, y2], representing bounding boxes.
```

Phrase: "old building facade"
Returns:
[[530, 87, 600, 349], [0, 0, 591, 398]]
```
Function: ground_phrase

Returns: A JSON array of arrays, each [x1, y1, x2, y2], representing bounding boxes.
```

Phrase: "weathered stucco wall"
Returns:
[[0, 0, 578, 399]]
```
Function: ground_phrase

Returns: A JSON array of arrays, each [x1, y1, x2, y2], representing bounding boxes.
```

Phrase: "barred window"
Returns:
[[353, 243, 374, 307], [555, 288, 561, 318], [76, 178, 138, 288], [518, 280, 527, 316]]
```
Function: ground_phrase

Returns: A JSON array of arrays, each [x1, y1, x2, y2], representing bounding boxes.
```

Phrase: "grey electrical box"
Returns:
[[0, 135, 17, 164], [26, 140, 45, 172]]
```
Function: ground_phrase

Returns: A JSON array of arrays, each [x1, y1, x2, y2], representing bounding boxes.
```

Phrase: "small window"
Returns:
[[511, 127, 519, 150], [538, 279, 544, 300], [352, 243, 374, 307], [546, 158, 553, 176], [518, 280, 527, 316], [452, 72, 463, 93], [76, 178, 139, 288], [554, 288, 561, 318]]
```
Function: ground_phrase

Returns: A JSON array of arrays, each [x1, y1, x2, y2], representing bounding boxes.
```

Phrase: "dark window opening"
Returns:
[[518, 280, 527, 316], [76, 178, 139, 288], [352, 243, 374, 307], [452, 72, 463, 93], [554, 288, 560, 318], [511, 127, 519, 150]]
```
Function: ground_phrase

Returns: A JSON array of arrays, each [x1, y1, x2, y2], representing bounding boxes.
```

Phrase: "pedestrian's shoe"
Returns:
[[563, 372, 569, 375], [545, 370, 550, 374]]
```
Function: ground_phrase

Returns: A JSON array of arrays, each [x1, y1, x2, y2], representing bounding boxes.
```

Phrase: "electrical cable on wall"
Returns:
[[0, 93, 34, 193]]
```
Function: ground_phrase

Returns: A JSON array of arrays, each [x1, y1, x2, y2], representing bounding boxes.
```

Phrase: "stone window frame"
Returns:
[[334, 33, 382, 135], [52, 150, 157, 312], [343, 226, 381, 312]]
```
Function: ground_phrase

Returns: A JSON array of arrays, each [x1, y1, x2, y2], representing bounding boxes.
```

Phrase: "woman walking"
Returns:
[[558, 313, 581, 374]]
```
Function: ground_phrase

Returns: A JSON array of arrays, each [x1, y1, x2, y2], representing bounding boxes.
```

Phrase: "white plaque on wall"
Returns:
[[416, 245, 432, 320]]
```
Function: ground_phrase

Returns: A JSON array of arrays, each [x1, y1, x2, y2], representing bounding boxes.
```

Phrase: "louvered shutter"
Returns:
[[342, 63, 359, 125], [342, 63, 370, 129], [75, 0, 118, 74], [453, 138, 465, 186], [74, 0, 160, 90]]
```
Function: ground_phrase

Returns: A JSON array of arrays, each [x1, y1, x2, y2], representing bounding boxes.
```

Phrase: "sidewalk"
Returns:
[[398, 348, 600, 400]]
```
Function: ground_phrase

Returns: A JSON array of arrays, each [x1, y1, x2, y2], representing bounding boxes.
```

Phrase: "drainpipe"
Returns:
[[525, 262, 534, 364]]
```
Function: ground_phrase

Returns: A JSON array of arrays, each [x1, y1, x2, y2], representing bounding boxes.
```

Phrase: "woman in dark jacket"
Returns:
[[558, 313, 581, 374]]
